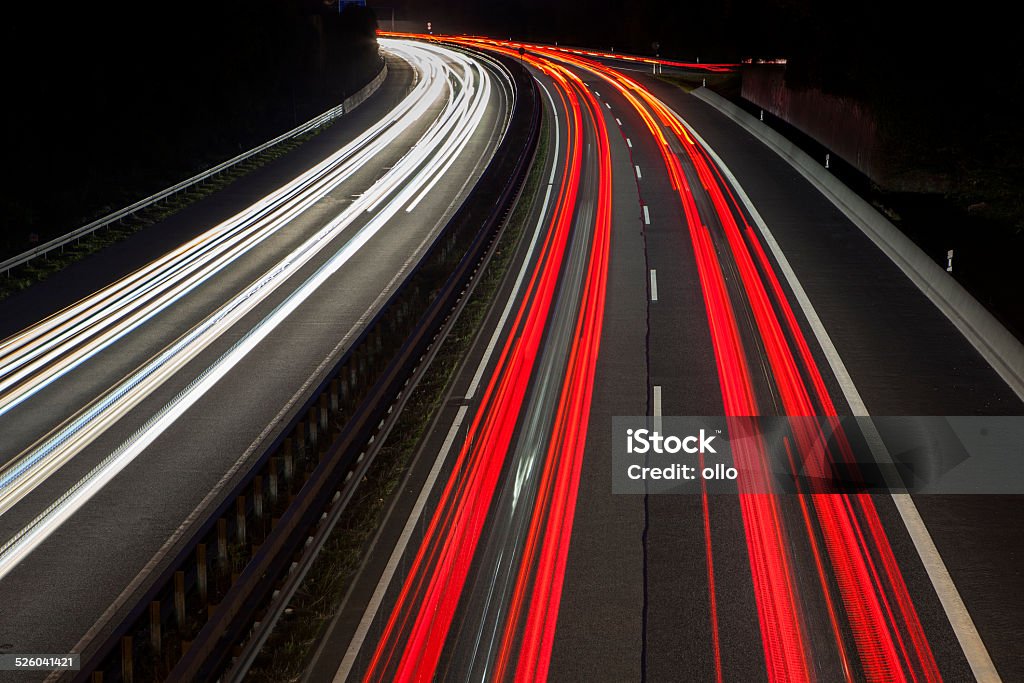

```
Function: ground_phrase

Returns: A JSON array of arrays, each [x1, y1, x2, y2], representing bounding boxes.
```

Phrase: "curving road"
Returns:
[[314, 35, 1024, 683], [0, 38, 514, 679]]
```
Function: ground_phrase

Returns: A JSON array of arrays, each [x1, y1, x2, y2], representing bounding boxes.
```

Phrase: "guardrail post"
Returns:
[[236, 496, 247, 547], [121, 636, 133, 683], [174, 571, 186, 632], [340, 366, 351, 410], [217, 519, 228, 571], [356, 348, 367, 394], [349, 360, 359, 399], [149, 601, 161, 655], [319, 393, 329, 433], [254, 475, 264, 522], [296, 420, 307, 456], [269, 458, 279, 506], [329, 378, 342, 428], [197, 544, 208, 606], [283, 438, 294, 484], [307, 407, 319, 447]]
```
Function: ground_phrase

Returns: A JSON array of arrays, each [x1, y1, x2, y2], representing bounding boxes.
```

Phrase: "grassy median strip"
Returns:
[[0, 126, 330, 303], [244, 117, 549, 683]]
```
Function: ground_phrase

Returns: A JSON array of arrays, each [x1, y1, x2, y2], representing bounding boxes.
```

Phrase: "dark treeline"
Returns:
[[395, 0, 1021, 215], [0, 1, 380, 259], [393, 0, 1021, 107], [768, 2, 1023, 219]]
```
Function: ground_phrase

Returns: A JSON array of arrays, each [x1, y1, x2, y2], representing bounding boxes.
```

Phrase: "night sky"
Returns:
[[1, 0, 1020, 255], [375, 0, 1019, 69]]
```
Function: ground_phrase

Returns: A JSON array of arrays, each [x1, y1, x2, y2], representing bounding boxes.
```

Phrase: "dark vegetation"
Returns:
[[396, 0, 1021, 222], [769, 2, 1024, 229], [732, 1, 1024, 337], [0, 0, 381, 261]]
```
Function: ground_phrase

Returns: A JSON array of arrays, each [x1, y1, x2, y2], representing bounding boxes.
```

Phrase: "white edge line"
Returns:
[[466, 78, 561, 400], [336, 71, 563, 681], [691, 90, 1024, 402], [674, 108, 1002, 683], [333, 404, 469, 682]]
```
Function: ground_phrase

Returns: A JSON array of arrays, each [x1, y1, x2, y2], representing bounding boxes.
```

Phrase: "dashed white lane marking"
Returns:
[[643, 205, 651, 225], [650, 269, 659, 302], [653, 385, 662, 432], [626, 138, 633, 148], [616, 117, 623, 126], [635, 165, 642, 179]]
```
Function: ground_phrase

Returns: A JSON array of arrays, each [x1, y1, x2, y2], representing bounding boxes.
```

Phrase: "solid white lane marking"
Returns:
[[336, 75, 567, 682], [466, 186, 549, 401], [334, 405, 468, 682], [650, 269, 658, 302], [635, 165, 642, 179], [674, 109, 1002, 683], [643, 205, 651, 225], [467, 80, 560, 400]]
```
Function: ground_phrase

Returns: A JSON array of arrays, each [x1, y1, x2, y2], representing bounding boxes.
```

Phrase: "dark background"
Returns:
[[1, 1, 1020, 261], [0, 0, 380, 260], [389, 0, 1023, 190]]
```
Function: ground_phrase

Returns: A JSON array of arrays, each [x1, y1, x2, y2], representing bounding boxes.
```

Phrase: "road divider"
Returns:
[[72, 45, 539, 683]]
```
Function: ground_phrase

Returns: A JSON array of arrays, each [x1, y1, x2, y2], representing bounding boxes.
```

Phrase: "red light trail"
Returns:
[[495, 39, 942, 683], [362, 45, 613, 682], [358, 32, 945, 683]]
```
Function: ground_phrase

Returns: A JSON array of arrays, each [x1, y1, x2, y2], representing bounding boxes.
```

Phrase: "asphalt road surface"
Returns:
[[0, 39, 513, 680], [317, 36, 1023, 683]]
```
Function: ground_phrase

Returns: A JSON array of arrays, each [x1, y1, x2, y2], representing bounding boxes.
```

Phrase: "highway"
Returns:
[[2, 29, 1020, 683], [313, 36, 1024, 683], [0, 39, 514, 677]]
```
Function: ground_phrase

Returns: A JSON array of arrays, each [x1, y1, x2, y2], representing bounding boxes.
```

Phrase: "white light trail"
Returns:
[[0, 43, 445, 421], [0, 40, 503, 578]]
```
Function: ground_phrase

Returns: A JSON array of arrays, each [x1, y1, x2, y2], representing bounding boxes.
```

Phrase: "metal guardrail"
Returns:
[[0, 60, 388, 277], [71, 48, 540, 683]]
